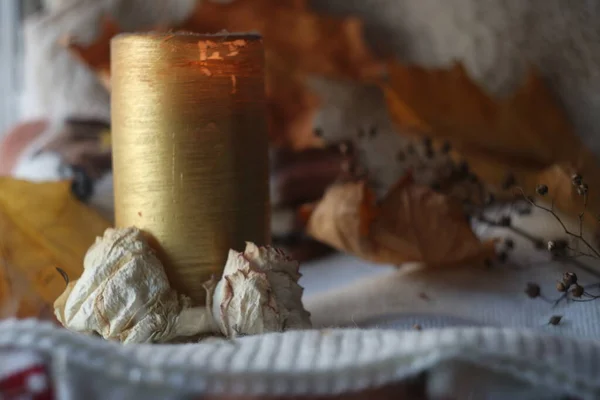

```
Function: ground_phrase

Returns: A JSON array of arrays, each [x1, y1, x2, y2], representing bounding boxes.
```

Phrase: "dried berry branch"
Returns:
[[514, 174, 600, 259]]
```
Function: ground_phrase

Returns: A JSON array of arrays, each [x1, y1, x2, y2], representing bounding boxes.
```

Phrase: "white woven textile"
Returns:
[[1, 319, 599, 399]]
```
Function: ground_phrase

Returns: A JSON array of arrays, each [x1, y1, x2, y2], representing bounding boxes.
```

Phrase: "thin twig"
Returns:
[[515, 188, 600, 259]]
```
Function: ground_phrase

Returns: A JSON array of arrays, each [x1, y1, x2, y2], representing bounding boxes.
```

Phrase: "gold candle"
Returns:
[[111, 32, 270, 305]]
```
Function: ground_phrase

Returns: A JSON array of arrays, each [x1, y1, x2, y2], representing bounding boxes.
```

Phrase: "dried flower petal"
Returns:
[[54, 227, 196, 343], [208, 242, 311, 337]]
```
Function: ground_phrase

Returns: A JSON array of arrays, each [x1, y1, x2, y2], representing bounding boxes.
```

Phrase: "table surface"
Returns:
[[300, 203, 600, 340]]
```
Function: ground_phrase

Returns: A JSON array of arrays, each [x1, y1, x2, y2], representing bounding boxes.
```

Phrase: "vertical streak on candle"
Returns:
[[111, 32, 270, 305]]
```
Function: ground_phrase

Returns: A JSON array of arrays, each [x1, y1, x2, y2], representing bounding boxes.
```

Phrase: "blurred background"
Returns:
[[2, 0, 600, 330], [0, 1, 42, 134]]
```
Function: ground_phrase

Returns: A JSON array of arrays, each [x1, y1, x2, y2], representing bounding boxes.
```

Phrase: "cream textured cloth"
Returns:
[[302, 203, 600, 341], [1, 319, 599, 399]]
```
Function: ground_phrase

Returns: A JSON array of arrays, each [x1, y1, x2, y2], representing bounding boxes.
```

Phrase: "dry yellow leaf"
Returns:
[[305, 175, 496, 267], [382, 62, 600, 226], [0, 178, 111, 319]]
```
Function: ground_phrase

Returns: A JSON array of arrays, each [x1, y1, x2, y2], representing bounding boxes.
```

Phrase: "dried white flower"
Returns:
[[207, 242, 312, 337], [54, 227, 215, 344], [54, 228, 311, 343]]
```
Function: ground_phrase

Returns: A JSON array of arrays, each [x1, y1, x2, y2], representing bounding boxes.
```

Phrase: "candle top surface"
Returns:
[[113, 31, 263, 43]]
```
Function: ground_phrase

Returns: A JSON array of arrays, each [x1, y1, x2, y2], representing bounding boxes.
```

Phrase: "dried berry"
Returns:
[[504, 238, 515, 249], [70, 166, 94, 203], [422, 137, 432, 149], [412, 324, 422, 331], [571, 174, 583, 186], [497, 251, 508, 263], [338, 141, 352, 155], [368, 126, 377, 138], [571, 284, 584, 298], [502, 173, 516, 190], [562, 272, 578, 287], [441, 141, 451, 154], [525, 283, 540, 298], [548, 240, 568, 258], [548, 315, 562, 325], [499, 216, 511, 227], [517, 203, 533, 216], [456, 161, 470, 176], [577, 183, 588, 196], [536, 184, 548, 196], [556, 281, 567, 292]]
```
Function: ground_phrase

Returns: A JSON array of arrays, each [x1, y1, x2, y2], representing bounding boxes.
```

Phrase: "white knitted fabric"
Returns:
[[0, 319, 599, 399]]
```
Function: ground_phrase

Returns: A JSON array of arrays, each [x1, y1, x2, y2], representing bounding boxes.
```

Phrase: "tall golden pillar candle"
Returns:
[[111, 32, 270, 305]]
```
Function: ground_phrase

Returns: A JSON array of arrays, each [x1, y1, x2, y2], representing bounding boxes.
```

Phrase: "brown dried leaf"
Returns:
[[0, 179, 110, 319], [306, 175, 496, 267], [265, 51, 323, 149], [382, 62, 600, 226]]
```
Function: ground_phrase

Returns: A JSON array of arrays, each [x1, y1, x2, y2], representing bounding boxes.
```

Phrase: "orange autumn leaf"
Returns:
[[61, 17, 121, 91], [62, 16, 324, 149], [0, 179, 110, 319], [265, 51, 323, 149], [382, 62, 600, 226], [181, 0, 385, 80], [306, 177, 496, 267], [181, 0, 386, 149]]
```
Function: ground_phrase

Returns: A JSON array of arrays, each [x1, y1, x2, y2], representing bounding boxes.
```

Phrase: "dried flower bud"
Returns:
[[571, 284, 584, 298], [525, 283, 540, 298], [577, 183, 589, 196], [571, 174, 583, 186], [562, 272, 578, 287], [504, 238, 515, 250], [53, 227, 199, 343], [535, 184, 548, 196], [54, 229, 311, 344], [548, 315, 562, 325], [207, 242, 311, 338], [556, 281, 567, 292]]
